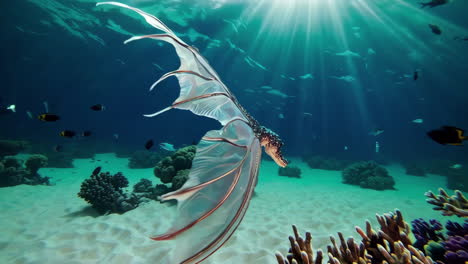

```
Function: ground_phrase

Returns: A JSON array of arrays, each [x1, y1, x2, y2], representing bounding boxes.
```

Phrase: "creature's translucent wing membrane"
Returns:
[[97, 3, 262, 263], [154, 120, 261, 263], [97, 2, 247, 126]]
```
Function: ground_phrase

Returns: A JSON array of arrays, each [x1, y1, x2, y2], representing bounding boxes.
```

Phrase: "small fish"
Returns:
[[145, 139, 154, 150], [90, 104, 105, 111], [303, 112, 313, 117], [92, 166, 102, 175], [413, 70, 419, 81], [450, 164, 462, 169], [113, 133, 119, 140], [81, 131, 92, 137], [7, 104, 16, 113], [0, 105, 15, 115], [160, 142, 176, 151], [454, 36, 468, 41], [278, 113, 284, 119], [428, 24, 442, 35], [369, 129, 384, 136], [375, 141, 380, 153], [412, 119, 424, 124], [43, 101, 49, 113], [60, 130, 76, 138], [54, 145, 63, 152], [427, 126, 466, 146], [344, 146, 348, 151], [38, 113, 60, 122], [420, 0, 448, 9], [26, 111, 33, 119]]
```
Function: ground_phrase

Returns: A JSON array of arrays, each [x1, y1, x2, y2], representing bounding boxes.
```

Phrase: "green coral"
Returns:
[[342, 161, 395, 190], [154, 146, 195, 189], [0, 155, 50, 187], [172, 169, 190, 190], [25, 154, 48, 174]]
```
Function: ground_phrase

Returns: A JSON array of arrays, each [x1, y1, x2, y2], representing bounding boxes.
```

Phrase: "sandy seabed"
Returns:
[[0, 153, 452, 264]]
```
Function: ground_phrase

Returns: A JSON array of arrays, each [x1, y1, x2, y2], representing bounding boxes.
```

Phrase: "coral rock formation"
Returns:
[[78, 171, 139, 214], [342, 161, 395, 190], [279, 166, 302, 178], [153, 145, 195, 189]]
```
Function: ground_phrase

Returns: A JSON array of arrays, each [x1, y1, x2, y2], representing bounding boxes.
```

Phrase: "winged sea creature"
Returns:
[[97, 2, 288, 263]]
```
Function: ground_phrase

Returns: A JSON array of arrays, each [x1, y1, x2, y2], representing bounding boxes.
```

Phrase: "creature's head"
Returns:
[[259, 126, 288, 168]]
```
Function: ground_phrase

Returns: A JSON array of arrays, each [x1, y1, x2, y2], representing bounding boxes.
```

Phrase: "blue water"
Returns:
[[1, 0, 468, 263]]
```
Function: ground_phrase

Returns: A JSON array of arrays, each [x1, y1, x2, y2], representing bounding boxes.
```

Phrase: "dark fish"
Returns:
[[81, 131, 92, 137], [420, 0, 448, 8], [92, 166, 102, 175], [60, 130, 76, 138], [428, 24, 442, 35], [145, 139, 154, 150], [90, 104, 105, 111], [54, 145, 63, 152], [454, 36, 468, 41], [38, 113, 60, 122], [413, 70, 419, 81], [427, 126, 466, 146]]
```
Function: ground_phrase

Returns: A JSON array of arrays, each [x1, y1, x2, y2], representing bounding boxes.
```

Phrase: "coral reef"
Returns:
[[442, 235, 468, 264], [278, 166, 301, 178], [411, 218, 444, 251], [276, 210, 432, 264], [342, 161, 395, 190], [275, 225, 323, 264], [0, 140, 29, 158], [303, 155, 352, 171], [0, 155, 50, 187], [25, 154, 48, 174], [78, 171, 139, 214], [425, 188, 468, 217], [154, 145, 195, 188], [132, 178, 172, 201], [403, 162, 426, 177], [128, 150, 164, 169], [410, 218, 468, 263]]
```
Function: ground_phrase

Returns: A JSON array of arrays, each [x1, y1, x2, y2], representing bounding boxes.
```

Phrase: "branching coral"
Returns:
[[425, 188, 468, 217], [275, 225, 323, 264], [342, 161, 395, 190], [276, 210, 432, 264]]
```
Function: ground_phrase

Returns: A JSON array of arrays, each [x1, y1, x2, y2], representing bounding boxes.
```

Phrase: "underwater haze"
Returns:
[[1, 0, 468, 263]]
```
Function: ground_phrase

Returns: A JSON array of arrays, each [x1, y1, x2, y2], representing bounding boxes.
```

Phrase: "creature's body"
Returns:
[[98, 2, 287, 263]]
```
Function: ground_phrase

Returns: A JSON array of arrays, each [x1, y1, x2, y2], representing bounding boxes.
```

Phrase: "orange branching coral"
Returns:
[[327, 232, 371, 264], [425, 188, 468, 217], [275, 225, 323, 264], [276, 210, 433, 264]]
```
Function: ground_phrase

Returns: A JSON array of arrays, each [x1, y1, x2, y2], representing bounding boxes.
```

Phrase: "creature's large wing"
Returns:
[[158, 119, 261, 263], [97, 2, 261, 263], [96, 2, 248, 126]]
